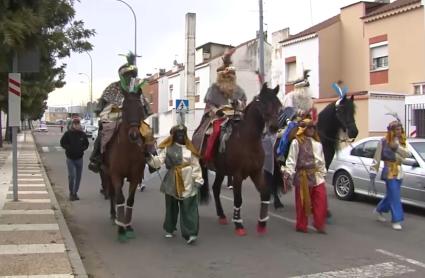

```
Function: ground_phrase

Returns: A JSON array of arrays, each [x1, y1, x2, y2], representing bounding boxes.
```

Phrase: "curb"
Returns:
[[31, 131, 89, 278]]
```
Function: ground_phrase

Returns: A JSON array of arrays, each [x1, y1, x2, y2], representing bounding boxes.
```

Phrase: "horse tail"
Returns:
[[199, 162, 210, 204]]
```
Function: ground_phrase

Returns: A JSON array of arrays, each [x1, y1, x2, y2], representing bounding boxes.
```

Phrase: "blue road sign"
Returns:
[[176, 99, 189, 112]]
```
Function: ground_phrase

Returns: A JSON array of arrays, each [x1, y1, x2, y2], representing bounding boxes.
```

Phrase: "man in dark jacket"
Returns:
[[60, 118, 89, 201]]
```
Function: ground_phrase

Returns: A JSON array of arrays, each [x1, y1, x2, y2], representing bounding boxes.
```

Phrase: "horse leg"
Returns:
[[112, 177, 127, 242], [232, 176, 246, 236], [199, 164, 210, 204], [124, 179, 138, 239], [212, 173, 227, 224], [107, 175, 116, 222], [251, 171, 271, 235], [227, 176, 233, 189]]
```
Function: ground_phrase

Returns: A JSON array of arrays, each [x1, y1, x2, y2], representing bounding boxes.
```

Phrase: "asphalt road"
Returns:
[[34, 127, 425, 278]]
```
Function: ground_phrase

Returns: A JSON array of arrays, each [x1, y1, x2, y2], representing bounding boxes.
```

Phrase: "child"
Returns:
[[150, 124, 203, 244]]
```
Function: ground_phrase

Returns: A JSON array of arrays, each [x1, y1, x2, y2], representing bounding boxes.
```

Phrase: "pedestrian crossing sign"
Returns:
[[176, 99, 189, 112]]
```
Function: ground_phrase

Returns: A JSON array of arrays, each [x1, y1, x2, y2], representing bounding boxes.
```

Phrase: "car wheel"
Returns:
[[334, 170, 355, 201]]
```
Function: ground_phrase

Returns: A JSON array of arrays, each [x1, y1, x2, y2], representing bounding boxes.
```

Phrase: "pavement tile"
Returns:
[[0, 214, 56, 224], [7, 193, 49, 199], [0, 253, 72, 276], [3, 203, 53, 210], [0, 230, 64, 245], [9, 186, 47, 191]]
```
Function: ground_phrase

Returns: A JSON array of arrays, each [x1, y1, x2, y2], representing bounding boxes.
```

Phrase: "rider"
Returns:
[[88, 52, 154, 173], [192, 48, 247, 160]]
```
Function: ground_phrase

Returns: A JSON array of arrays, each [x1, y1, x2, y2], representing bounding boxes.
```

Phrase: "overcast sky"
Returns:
[[47, 0, 358, 107]]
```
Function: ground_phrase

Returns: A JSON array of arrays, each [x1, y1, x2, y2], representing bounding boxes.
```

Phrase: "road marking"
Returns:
[[6, 199, 50, 203], [16, 184, 46, 187], [8, 191, 48, 194], [221, 195, 315, 231], [18, 178, 44, 182], [376, 249, 425, 269], [0, 243, 65, 255], [19, 174, 42, 177], [55, 146, 63, 152], [0, 209, 54, 215], [0, 224, 59, 231], [289, 262, 414, 278], [0, 275, 74, 278]]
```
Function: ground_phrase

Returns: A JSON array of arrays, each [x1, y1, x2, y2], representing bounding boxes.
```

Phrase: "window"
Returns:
[[350, 140, 379, 158], [169, 84, 173, 106], [286, 62, 296, 83], [370, 43, 388, 71], [413, 83, 425, 95]]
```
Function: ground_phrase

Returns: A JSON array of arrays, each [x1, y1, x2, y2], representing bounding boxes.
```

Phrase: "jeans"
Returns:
[[66, 158, 83, 195]]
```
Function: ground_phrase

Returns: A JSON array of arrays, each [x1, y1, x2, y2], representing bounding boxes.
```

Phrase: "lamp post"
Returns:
[[116, 0, 138, 60], [79, 51, 93, 125]]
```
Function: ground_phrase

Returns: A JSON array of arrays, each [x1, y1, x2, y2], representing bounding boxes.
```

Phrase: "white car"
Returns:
[[36, 122, 48, 132]]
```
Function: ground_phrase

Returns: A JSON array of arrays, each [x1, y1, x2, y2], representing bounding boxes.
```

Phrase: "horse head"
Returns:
[[257, 83, 282, 130], [335, 94, 358, 139], [121, 91, 145, 143]]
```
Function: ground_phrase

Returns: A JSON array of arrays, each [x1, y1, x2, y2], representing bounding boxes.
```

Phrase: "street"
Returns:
[[34, 127, 425, 278]]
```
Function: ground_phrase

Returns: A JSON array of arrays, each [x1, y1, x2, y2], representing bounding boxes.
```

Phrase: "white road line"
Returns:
[[0, 224, 59, 231], [221, 195, 315, 231], [41, 147, 49, 152], [6, 199, 50, 203], [16, 184, 46, 187], [376, 249, 425, 269], [0, 244, 65, 255], [0, 274, 74, 278], [19, 174, 42, 177], [55, 146, 63, 152], [289, 262, 414, 278], [0, 209, 54, 215], [7, 191, 48, 194], [18, 179, 44, 182]]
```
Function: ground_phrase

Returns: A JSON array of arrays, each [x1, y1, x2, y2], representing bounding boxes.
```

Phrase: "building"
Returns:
[[274, 0, 425, 138]]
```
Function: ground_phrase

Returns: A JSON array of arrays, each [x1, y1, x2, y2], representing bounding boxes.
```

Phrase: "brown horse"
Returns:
[[199, 83, 282, 236], [102, 91, 146, 242]]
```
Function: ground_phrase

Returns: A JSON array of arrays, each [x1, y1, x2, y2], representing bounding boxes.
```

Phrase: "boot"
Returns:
[[88, 133, 102, 173]]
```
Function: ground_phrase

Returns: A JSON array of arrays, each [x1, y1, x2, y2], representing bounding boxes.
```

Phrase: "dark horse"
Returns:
[[199, 83, 282, 236], [317, 94, 358, 170], [102, 91, 146, 242]]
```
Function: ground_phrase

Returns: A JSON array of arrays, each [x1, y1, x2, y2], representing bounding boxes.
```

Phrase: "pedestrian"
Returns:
[[150, 124, 203, 245], [282, 118, 328, 233], [60, 124, 64, 133], [60, 118, 89, 201], [370, 120, 410, 230]]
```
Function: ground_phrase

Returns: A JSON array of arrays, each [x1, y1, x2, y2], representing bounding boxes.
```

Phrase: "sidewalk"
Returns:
[[0, 131, 87, 277]]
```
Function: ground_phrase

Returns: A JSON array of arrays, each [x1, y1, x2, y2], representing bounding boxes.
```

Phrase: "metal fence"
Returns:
[[405, 103, 425, 138]]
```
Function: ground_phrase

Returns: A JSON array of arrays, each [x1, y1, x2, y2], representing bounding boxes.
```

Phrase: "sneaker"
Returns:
[[392, 223, 402, 230], [186, 236, 197, 244], [164, 233, 174, 238], [373, 209, 386, 222]]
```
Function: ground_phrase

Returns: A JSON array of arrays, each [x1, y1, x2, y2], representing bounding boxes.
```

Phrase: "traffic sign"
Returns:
[[8, 73, 21, 127], [176, 99, 189, 112]]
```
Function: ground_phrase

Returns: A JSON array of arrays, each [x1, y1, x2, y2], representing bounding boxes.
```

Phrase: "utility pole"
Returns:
[[258, 0, 265, 83]]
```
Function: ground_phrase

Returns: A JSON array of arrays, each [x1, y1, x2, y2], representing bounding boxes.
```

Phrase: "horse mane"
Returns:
[[242, 96, 266, 136]]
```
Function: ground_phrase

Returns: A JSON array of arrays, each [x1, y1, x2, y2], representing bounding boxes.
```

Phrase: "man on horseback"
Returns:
[[192, 48, 247, 161], [88, 52, 154, 173]]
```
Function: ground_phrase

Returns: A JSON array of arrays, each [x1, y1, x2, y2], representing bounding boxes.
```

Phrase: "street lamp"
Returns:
[[115, 0, 138, 60], [79, 51, 93, 125]]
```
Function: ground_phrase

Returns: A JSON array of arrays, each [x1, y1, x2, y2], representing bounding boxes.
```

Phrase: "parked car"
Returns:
[[35, 122, 48, 132], [84, 124, 98, 138], [326, 137, 425, 209]]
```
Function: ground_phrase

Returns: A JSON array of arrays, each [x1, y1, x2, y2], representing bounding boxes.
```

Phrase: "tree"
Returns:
[[0, 0, 95, 145]]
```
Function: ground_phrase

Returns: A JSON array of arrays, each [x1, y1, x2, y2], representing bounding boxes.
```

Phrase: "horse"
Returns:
[[317, 94, 358, 170], [199, 83, 282, 236], [101, 91, 147, 242]]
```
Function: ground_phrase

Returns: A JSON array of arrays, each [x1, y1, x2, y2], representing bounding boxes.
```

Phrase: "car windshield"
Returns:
[[410, 142, 425, 161]]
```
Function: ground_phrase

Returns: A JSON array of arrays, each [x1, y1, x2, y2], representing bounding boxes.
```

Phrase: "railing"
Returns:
[[405, 103, 425, 138]]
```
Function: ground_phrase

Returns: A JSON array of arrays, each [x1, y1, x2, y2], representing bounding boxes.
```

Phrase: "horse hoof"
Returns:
[[126, 230, 136, 239], [256, 224, 267, 235], [235, 228, 247, 236], [118, 233, 127, 243], [218, 217, 228, 225]]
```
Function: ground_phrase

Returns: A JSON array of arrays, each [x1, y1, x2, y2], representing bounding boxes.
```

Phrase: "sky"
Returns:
[[47, 0, 359, 107]]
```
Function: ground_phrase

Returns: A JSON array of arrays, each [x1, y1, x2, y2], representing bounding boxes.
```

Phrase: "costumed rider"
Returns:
[[282, 118, 328, 233], [276, 69, 314, 165], [192, 48, 247, 161], [370, 118, 410, 230], [150, 124, 204, 244], [88, 52, 154, 173]]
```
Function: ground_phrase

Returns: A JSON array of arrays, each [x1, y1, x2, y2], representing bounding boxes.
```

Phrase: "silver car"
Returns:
[[327, 137, 425, 208]]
